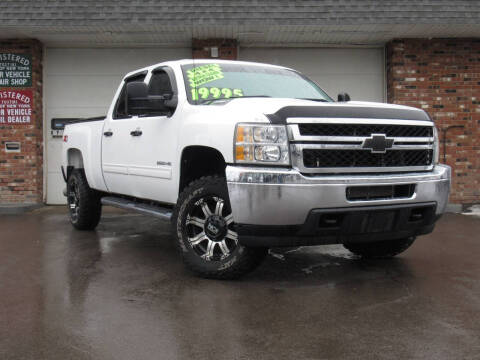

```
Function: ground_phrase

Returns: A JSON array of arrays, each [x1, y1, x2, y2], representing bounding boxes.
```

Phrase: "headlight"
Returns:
[[433, 125, 439, 164], [235, 124, 290, 165]]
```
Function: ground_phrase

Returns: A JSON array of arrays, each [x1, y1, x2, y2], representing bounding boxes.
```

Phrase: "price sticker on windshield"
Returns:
[[192, 87, 244, 101], [187, 64, 224, 88]]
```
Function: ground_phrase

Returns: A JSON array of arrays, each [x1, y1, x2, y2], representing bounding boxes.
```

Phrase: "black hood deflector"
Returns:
[[266, 105, 432, 124]]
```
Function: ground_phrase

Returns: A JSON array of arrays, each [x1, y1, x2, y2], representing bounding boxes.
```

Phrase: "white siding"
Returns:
[[44, 48, 191, 204]]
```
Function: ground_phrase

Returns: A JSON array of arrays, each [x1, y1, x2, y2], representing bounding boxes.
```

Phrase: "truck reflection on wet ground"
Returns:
[[0, 207, 479, 359]]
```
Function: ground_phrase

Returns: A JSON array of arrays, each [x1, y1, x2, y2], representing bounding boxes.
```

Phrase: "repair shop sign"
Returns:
[[0, 90, 33, 125], [0, 53, 32, 87]]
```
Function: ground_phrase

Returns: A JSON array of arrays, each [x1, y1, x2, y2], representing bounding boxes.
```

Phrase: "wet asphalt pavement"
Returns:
[[1, 206, 480, 360]]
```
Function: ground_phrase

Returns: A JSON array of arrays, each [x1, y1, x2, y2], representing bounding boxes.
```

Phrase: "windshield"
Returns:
[[181, 62, 333, 104]]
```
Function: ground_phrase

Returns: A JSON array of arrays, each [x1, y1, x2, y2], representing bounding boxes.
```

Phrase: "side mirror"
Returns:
[[337, 93, 351, 102], [126, 82, 151, 116], [151, 91, 177, 111], [126, 82, 175, 115]]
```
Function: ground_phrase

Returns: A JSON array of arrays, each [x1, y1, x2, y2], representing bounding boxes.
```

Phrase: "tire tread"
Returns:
[[172, 175, 266, 279], [68, 169, 102, 231]]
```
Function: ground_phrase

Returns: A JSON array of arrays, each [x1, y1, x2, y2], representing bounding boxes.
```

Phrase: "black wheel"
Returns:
[[343, 236, 416, 259], [67, 169, 102, 230], [172, 175, 267, 279]]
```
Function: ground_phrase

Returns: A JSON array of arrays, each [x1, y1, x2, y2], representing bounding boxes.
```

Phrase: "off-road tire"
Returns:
[[172, 175, 267, 279], [343, 236, 416, 259], [67, 169, 102, 230]]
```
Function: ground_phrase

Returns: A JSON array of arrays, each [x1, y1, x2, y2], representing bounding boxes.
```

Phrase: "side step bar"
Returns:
[[101, 196, 172, 220]]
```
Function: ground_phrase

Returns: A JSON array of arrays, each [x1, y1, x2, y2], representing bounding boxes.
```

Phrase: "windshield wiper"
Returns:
[[296, 98, 329, 102], [198, 95, 271, 105]]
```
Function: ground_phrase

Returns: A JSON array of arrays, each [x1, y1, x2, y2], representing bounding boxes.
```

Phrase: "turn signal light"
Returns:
[[235, 144, 254, 161]]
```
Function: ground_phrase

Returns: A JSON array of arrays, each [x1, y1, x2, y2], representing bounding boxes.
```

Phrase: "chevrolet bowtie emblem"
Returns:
[[362, 134, 394, 153]]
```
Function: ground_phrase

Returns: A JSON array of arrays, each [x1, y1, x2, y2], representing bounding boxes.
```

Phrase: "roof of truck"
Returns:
[[124, 59, 293, 79]]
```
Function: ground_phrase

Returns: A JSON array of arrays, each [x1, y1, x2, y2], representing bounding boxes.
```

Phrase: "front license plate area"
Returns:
[[345, 210, 396, 234]]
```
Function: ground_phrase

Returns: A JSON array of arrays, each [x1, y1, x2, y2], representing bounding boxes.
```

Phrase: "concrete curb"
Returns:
[[0, 203, 44, 215]]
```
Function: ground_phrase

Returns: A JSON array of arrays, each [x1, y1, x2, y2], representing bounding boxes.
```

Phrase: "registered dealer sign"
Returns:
[[0, 90, 33, 125], [0, 53, 32, 87]]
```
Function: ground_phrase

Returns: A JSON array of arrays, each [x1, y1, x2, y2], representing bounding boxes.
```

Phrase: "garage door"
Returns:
[[44, 48, 191, 204], [239, 48, 385, 103]]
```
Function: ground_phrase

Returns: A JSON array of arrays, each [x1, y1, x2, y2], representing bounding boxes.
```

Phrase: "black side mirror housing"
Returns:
[[126, 82, 151, 115], [159, 91, 178, 110], [337, 93, 351, 102], [126, 82, 176, 116]]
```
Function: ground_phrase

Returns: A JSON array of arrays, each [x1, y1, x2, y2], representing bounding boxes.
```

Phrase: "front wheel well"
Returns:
[[179, 146, 226, 194]]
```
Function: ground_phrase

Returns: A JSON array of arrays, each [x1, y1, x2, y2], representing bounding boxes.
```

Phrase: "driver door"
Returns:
[[126, 67, 179, 203]]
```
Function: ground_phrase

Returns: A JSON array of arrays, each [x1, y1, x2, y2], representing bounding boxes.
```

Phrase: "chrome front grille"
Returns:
[[302, 149, 433, 168], [288, 118, 436, 174]]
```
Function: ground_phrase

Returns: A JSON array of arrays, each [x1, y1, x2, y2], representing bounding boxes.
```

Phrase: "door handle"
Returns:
[[130, 130, 143, 137], [103, 131, 113, 137]]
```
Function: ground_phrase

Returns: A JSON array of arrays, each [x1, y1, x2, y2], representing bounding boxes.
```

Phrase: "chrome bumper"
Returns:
[[226, 164, 451, 226]]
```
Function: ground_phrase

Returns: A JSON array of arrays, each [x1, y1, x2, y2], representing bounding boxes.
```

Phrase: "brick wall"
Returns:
[[192, 38, 237, 60], [0, 39, 43, 204], [387, 39, 480, 204]]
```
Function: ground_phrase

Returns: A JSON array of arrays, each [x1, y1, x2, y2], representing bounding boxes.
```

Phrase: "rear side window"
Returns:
[[113, 73, 146, 119]]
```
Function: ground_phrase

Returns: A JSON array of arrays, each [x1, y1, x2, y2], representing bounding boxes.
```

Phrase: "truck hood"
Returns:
[[200, 98, 431, 123]]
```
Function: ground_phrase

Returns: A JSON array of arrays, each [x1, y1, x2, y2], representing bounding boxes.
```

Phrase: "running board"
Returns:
[[101, 196, 172, 220]]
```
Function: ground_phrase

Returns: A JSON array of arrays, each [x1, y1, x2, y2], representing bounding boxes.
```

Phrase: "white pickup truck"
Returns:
[[62, 59, 450, 279]]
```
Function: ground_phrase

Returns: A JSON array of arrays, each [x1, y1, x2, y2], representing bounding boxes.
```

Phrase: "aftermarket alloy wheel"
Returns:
[[343, 236, 416, 259], [173, 176, 266, 279], [67, 169, 102, 230], [186, 195, 237, 261]]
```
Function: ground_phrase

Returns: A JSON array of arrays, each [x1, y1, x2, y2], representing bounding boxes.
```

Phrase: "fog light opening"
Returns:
[[409, 208, 426, 222], [318, 213, 344, 229]]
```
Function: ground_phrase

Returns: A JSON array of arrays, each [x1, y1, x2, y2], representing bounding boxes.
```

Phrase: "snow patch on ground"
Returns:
[[462, 204, 480, 217], [308, 245, 358, 259], [301, 260, 341, 274], [268, 249, 285, 261]]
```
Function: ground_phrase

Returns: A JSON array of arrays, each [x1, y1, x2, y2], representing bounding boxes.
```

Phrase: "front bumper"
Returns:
[[226, 164, 451, 246]]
